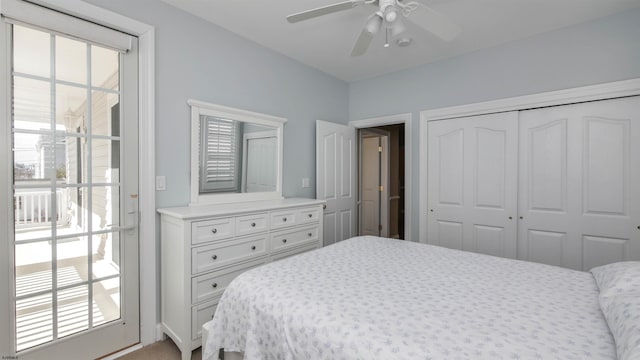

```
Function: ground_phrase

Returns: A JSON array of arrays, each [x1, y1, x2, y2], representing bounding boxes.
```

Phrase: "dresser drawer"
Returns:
[[192, 218, 235, 245], [192, 258, 266, 304], [297, 206, 321, 225], [271, 242, 319, 262], [236, 213, 268, 236], [191, 298, 219, 340], [192, 235, 267, 274], [270, 209, 298, 229], [270, 226, 319, 251]]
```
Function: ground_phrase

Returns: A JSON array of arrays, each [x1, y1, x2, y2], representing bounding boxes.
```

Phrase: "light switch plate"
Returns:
[[155, 176, 166, 191], [302, 178, 310, 188]]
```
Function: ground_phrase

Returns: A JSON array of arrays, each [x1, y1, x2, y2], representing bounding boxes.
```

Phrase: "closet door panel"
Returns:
[[427, 112, 518, 258], [518, 112, 578, 267], [519, 96, 640, 270], [427, 121, 465, 251]]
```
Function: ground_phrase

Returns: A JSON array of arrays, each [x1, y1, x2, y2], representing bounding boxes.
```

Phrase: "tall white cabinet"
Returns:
[[158, 198, 324, 360], [426, 96, 640, 270]]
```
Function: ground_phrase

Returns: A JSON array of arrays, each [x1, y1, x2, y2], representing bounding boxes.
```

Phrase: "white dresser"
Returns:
[[157, 198, 325, 360]]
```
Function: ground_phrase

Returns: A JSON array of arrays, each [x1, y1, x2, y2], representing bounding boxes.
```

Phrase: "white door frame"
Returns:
[[0, 0, 157, 351], [419, 78, 640, 243], [349, 113, 412, 241]]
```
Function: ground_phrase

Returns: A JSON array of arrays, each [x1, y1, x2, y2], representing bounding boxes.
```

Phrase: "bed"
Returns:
[[202, 236, 640, 360]]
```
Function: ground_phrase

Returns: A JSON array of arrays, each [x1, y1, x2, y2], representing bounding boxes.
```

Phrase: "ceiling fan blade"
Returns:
[[406, 3, 460, 41], [287, 0, 364, 23], [351, 27, 374, 57]]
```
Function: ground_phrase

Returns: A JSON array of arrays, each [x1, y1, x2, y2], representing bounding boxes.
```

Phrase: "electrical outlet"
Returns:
[[155, 176, 166, 191], [302, 178, 310, 188]]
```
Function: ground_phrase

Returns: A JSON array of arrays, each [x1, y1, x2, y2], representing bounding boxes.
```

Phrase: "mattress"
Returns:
[[202, 236, 616, 359]]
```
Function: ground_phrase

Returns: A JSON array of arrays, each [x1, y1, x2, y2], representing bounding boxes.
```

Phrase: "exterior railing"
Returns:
[[14, 186, 68, 227]]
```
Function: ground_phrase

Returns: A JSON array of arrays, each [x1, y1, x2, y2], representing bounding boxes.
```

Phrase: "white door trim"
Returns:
[[349, 113, 412, 241], [419, 78, 640, 243], [4, 0, 158, 346]]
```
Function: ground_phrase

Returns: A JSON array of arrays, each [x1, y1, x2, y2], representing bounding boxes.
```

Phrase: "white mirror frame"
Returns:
[[188, 99, 287, 205]]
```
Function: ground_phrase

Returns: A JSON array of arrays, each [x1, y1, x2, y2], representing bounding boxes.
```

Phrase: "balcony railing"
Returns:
[[15, 187, 68, 227]]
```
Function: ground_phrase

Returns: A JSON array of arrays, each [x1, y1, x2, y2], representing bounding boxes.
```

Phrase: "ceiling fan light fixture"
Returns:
[[365, 13, 383, 34], [389, 16, 406, 37], [384, 7, 398, 22]]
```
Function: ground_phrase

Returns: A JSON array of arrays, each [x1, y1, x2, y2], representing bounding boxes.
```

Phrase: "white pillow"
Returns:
[[599, 294, 640, 360], [590, 262, 640, 360], [590, 261, 640, 298]]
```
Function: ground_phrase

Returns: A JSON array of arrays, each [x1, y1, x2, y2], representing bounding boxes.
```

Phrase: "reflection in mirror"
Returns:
[[189, 99, 286, 205], [199, 116, 277, 194]]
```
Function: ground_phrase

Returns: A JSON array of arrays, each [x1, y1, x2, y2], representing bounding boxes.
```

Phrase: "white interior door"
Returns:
[[361, 136, 381, 236], [1, 5, 139, 358], [518, 96, 640, 270], [244, 135, 277, 193], [427, 112, 518, 258], [316, 120, 356, 246]]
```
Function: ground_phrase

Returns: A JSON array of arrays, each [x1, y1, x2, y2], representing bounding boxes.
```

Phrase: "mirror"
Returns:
[[189, 100, 286, 205]]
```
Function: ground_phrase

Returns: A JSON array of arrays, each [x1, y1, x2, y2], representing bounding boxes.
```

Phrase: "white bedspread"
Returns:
[[202, 236, 616, 360]]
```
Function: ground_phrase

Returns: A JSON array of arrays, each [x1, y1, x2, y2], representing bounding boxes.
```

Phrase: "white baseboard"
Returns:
[[101, 344, 143, 360], [156, 323, 166, 342]]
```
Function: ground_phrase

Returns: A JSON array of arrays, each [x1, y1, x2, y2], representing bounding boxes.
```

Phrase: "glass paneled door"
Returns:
[[1, 5, 139, 359]]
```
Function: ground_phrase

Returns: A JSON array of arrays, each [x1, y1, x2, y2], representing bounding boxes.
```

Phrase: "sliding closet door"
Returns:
[[518, 96, 640, 270], [427, 112, 518, 258]]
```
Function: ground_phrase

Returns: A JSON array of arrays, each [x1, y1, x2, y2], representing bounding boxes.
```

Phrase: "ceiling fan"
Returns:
[[286, 0, 461, 56]]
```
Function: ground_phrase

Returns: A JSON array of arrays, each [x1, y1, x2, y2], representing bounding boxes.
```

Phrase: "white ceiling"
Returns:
[[159, 0, 640, 82]]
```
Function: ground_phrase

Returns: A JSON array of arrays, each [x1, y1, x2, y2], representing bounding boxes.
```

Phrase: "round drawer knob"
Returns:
[[509, 216, 513, 220], [282, 239, 287, 243], [211, 283, 218, 288], [211, 255, 217, 260], [308, 233, 312, 237], [211, 228, 217, 234], [251, 222, 256, 227], [308, 214, 312, 218], [251, 246, 256, 250], [283, 217, 287, 222]]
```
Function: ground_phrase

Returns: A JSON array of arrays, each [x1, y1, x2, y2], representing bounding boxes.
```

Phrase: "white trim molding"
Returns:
[[349, 113, 412, 242], [421, 78, 640, 122], [419, 78, 640, 243], [2, 0, 158, 348]]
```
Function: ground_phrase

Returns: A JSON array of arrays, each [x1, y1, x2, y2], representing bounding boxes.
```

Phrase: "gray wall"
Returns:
[[349, 8, 640, 241], [87, 0, 349, 208]]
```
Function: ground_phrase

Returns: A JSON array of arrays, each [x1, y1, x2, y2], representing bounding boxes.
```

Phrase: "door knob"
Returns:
[[323, 204, 327, 210]]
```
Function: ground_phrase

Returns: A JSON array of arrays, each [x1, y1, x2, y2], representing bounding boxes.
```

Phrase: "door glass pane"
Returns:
[[92, 232, 120, 279], [13, 25, 50, 78], [13, 77, 51, 130], [56, 84, 87, 132], [57, 236, 88, 288], [57, 285, 89, 338], [91, 91, 119, 136], [92, 139, 120, 184], [91, 46, 119, 90], [15, 241, 52, 297], [55, 36, 87, 85], [57, 186, 88, 237], [62, 135, 87, 185], [93, 278, 120, 326], [14, 189, 53, 241], [16, 293, 53, 351], [91, 186, 119, 232]]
